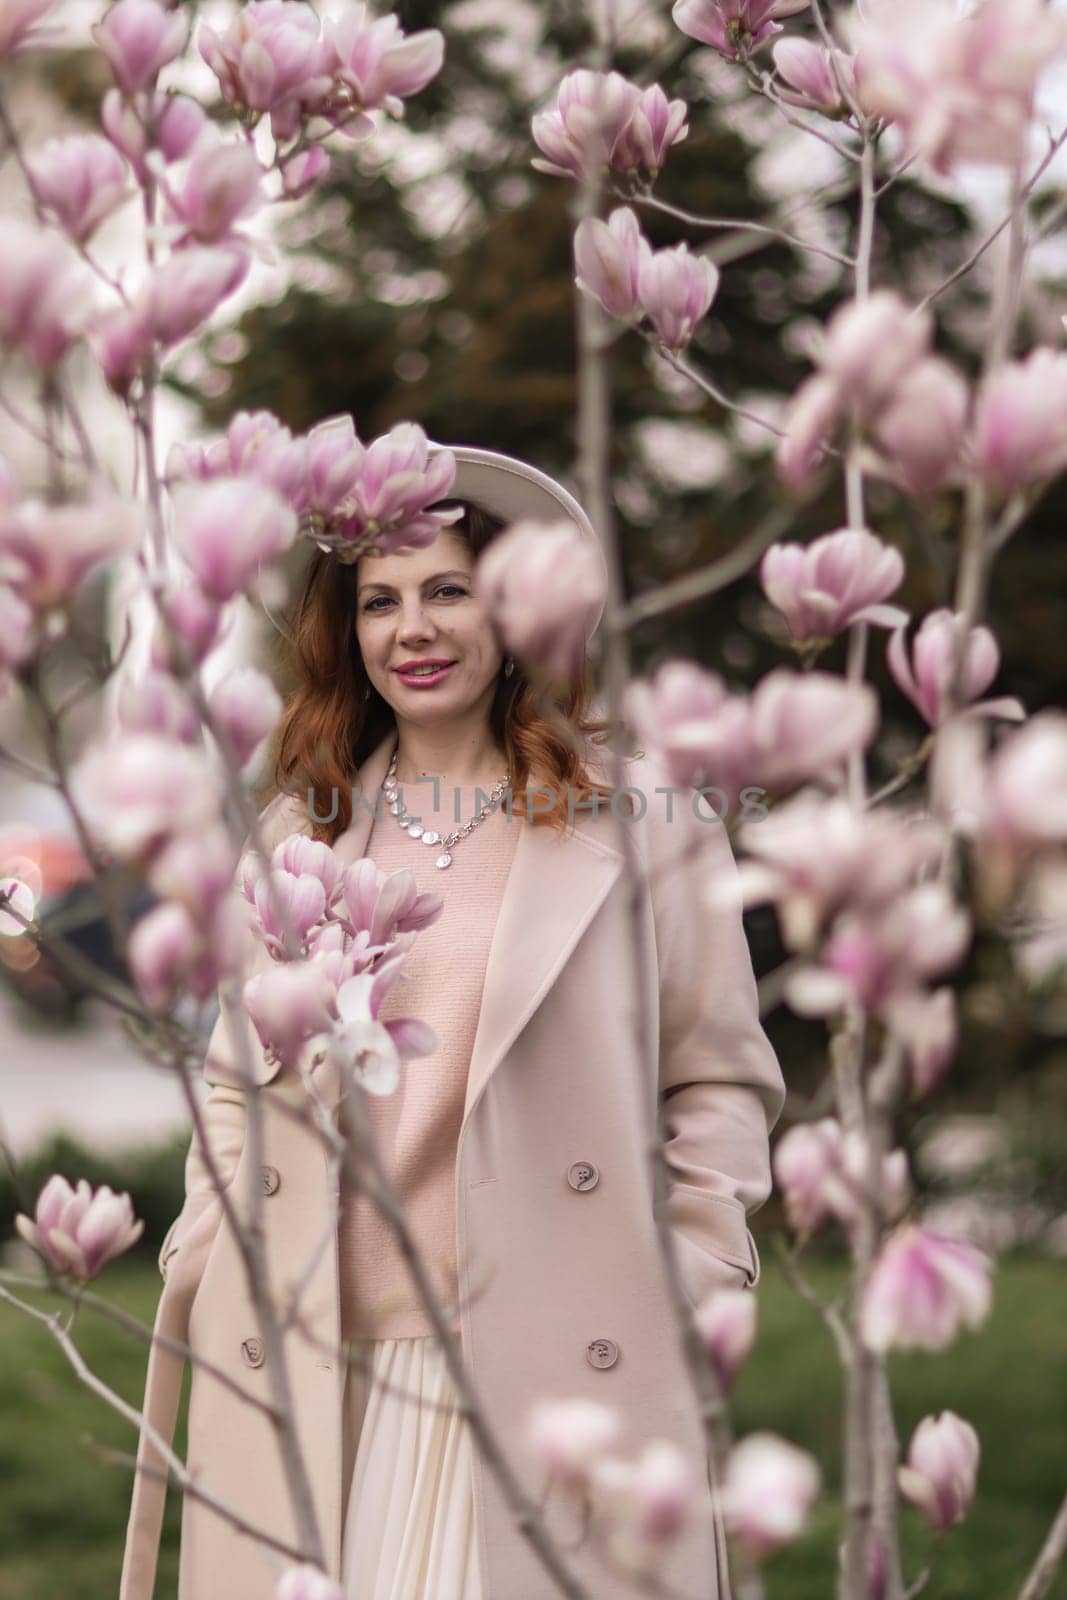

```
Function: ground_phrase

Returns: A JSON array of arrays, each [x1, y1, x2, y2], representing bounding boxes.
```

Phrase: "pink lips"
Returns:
[[394, 662, 456, 688]]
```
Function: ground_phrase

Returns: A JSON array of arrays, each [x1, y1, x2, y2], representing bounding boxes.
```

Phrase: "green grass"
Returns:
[[0, 1253, 1063, 1598]]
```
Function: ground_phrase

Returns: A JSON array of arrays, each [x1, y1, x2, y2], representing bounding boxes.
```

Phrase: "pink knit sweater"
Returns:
[[337, 781, 522, 1341]]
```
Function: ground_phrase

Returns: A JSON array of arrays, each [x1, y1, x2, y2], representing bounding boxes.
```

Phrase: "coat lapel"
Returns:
[[329, 729, 623, 1132]]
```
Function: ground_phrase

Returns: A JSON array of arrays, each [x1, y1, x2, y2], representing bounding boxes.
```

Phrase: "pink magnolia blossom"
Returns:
[[0, 0, 58, 59], [282, 146, 330, 199], [116, 669, 199, 743], [779, 294, 933, 489], [873, 357, 969, 495], [72, 733, 220, 864], [720, 1433, 821, 1559], [148, 822, 239, 917], [637, 242, 720, 352], [245, 959, 338, 1068], [273, 833, 342, 896], [971, 348, 1067, 500], [0, 495, 139, 611], [694, 1288, 757, 1394], [150, 580, 227, 670], [101, 89, 205, 177], [170, 476, 297, 600], [26, 133, 130, 244], [629, 1443, 694, 1545], [773, 37, 856, 115], [592, 1442, 695, 1547], [129, 894, 247, 1008], [473, 519, 607, 681], [899, 1412, 980, 1531], [822, 291, 933, 419], [164, 138, 264, 243], [276, 1568, 345, 1600], [760, 526, 906, 645], [15, 1174, 144, 1279], [325, 424, 459, 559], [0, 219, 95, 367], [886, 986, 959, 1097], [773, 1118, 910, 1237], [209, 667, 282, 768], [788, 881, 970, 1019], [748, 670, 879, 793], [673, 0, 811, 63], [888, 609, 1024, 728], [981, 712, 1067, 855], [776, 371, 839, 489], [860, 1224, 993, 1351], [141, 243, 251, 346], [323, 4, 444, 130], [623, 660, 736, 792], [613, 83, 690, 175], [92, 0, 187, 93], [527, 1399, 622, 1489], [533, 70, 687, 181], [850, 0, 1066, 174], [167, 409, 309, 506], [304, 965, 438, 1094], [735, 792, 944, 951], [198, 0, 333, 120], [573, 206, 650, 322], [626, 663, 876, 805], [300, 413, 367, 518], [250, 864, 328, 956], [332, 858, 442, 950]]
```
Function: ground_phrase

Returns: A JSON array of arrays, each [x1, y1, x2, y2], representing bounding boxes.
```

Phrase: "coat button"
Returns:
[[586, 1338, 619, 1369], [241, 1337, 265, 1368], [261, 1164, 281, 1196], [567, 1161, 599, 1191]]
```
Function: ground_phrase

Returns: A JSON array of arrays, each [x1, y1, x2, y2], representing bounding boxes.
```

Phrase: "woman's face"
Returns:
[[354, 528, 504, 727]]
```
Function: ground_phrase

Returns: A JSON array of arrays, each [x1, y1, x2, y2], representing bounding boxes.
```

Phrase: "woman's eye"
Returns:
[[362, 585, 467, 613]]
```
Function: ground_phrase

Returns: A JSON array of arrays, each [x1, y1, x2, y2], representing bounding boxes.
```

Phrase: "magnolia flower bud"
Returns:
[[473, 519, 607, 680], [721, 1432, 821, 1559], [526, 1398, 622, 1488], [170, 476, 297, 600], [899, 1411, 980, 1531], [860, 1225, 992, 1351], [26, 133, 130, 244], [209, 666, 283, 768], [93, 0, 188, 93], [760, 526, 906, 644], [573, 206, 650, 321], [694, 1287, 757, 1393], [15, 1174, 144, 1279]]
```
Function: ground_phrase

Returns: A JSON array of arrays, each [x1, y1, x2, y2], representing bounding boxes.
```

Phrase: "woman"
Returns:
[[121, 443, 785, 1600]]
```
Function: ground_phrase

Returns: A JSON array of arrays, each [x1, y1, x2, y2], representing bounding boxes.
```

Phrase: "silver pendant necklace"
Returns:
[[383, 750, 510, 869]]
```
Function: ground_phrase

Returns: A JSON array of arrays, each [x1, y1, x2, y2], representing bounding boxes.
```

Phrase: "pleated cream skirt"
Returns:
[[341, 1334, 482, 1600]]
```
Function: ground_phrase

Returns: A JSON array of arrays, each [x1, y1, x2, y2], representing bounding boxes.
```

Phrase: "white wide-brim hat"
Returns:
[[263, 440, 607, 642]]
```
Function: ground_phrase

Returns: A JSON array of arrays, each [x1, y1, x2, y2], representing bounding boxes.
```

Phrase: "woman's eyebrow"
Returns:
[[356, 569, 470, 596]]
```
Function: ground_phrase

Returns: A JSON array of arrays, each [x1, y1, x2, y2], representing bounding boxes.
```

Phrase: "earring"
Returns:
[[504, 657, 515, 678]]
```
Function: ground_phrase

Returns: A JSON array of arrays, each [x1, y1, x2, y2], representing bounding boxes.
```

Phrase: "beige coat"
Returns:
[[120, 728, 785, 1600]]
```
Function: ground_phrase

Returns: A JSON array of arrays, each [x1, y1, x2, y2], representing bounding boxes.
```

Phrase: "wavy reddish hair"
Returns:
[[261, 501, 632, 845]]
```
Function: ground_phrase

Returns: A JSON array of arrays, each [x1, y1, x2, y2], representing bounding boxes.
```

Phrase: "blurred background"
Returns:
[[1, 2, 1065, 1596]]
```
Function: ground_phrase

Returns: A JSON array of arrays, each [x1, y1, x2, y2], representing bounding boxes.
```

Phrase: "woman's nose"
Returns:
[[396, 600, 435, 642]]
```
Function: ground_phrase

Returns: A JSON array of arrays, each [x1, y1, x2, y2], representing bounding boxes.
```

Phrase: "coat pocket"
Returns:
[[666, 1182, 761, 1311], [158, 1193, 224, 1283]]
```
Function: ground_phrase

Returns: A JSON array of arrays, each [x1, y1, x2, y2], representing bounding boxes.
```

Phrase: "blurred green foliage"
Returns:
[[0, 1254, 1063, 1598]]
